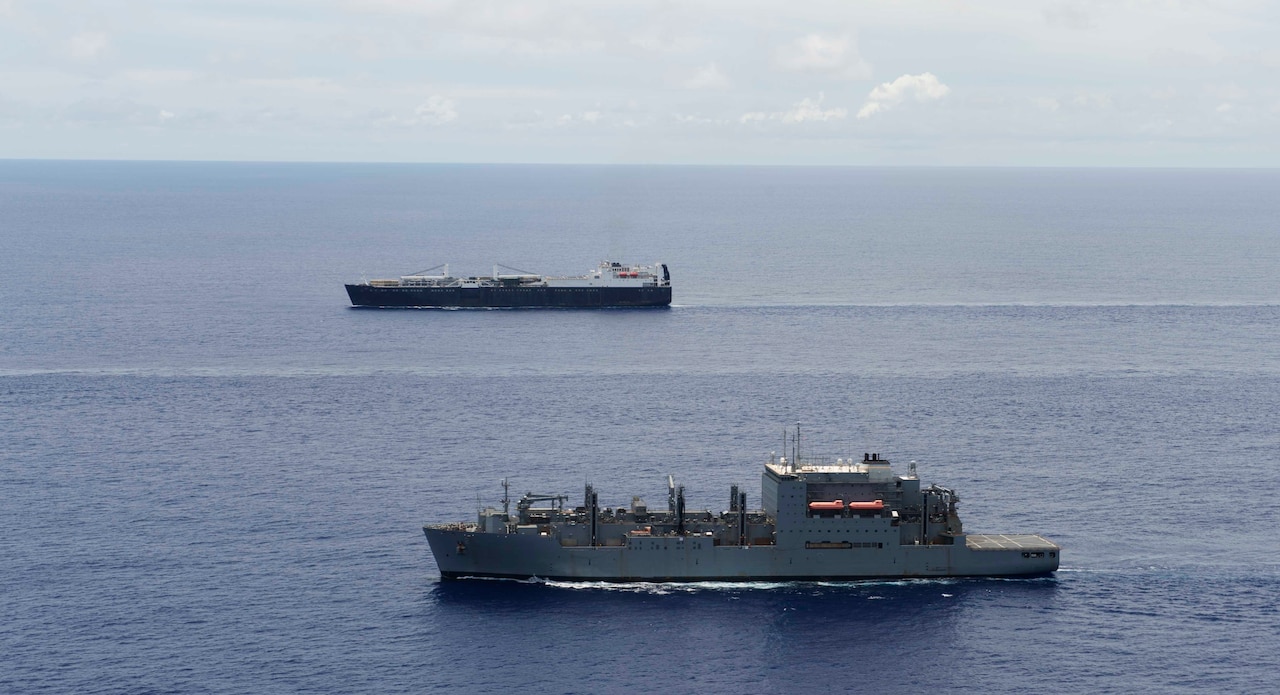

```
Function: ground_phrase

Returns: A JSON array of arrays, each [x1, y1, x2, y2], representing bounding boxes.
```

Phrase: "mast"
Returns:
[[675, 485, 686, 536], [584, 483, 599, 547], [788, 424, 798, 468]]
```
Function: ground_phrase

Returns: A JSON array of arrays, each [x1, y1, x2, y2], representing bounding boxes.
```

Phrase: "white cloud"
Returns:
[[503, 109, 609, 130], [1034, 97, 1061, 112], [158, 110, 176, 123], [683, 63, 729, 91], [774, 34, 870, 80], [857, 72, 950, 119], [1044, 3, 1094, 31], [1071, 92, 1112, 110], [4, 1, 1278, 164], [557, 110, 606, 126], [67, 32, 108, 60], [413, 96, 458, 124], [371, 96, 458, 127], [673, 113, 728, 126], [741, 93, 847, 124]]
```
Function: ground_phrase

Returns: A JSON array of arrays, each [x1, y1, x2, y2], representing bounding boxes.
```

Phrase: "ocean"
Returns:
[[2, 161, 1278, 693]]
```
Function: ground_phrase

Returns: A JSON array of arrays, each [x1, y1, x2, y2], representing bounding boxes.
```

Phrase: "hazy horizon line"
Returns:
[[3, 157, 1278, 171]]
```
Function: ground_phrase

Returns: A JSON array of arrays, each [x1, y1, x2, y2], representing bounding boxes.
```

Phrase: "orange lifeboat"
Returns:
[[846, 500, 885, 511], [807, 500, 845, 511]]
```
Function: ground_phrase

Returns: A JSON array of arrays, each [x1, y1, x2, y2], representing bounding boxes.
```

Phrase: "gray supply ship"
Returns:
[[424, 436, 1060, 582], [346, 260, 671, 308]]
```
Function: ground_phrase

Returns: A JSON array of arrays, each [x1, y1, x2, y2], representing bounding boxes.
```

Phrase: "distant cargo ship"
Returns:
[[346, 261, 671, 308], [424, 428, 1061, 582]]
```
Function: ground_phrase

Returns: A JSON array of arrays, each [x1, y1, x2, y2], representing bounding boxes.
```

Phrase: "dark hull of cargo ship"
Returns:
[[345, 284, 672, 308]]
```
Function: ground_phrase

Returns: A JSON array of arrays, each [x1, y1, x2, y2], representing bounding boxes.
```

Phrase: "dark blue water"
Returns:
[[3, 162, 1279, 693]]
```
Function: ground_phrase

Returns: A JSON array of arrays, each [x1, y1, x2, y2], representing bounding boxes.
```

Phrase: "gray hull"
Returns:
[[425, 527, 1058, 581]]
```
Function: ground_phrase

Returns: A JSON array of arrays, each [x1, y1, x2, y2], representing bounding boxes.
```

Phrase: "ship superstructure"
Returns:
[[346, 260, 671, 308], [424, 437, 1059, 581]]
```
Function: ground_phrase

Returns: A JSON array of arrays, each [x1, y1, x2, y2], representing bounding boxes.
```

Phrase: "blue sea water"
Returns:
[[2, 161, 1279, 693]]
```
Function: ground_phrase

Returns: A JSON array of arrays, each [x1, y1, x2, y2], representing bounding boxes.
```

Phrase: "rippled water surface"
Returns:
[[2, 162, 1279, 693]]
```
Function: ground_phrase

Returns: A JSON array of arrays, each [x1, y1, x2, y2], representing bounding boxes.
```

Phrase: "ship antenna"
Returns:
[[501, 478, 510, 516]]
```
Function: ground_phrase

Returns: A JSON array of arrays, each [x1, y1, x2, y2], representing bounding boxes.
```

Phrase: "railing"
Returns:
[[784, 453, 887, 470]]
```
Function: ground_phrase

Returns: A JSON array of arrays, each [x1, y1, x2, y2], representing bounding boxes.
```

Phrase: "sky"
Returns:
[[1, 0, 1278, 166]]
